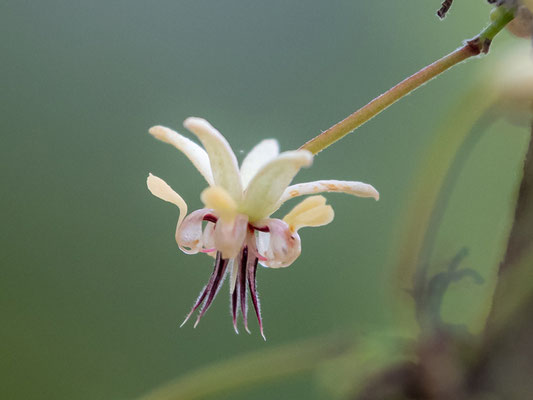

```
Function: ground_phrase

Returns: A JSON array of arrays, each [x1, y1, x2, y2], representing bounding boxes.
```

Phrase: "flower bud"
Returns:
[[494, 43, 533, 100], [507, 4, 533, 38]]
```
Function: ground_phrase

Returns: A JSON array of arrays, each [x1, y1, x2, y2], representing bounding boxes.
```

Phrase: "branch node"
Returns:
[[465, 37, 492, 55]]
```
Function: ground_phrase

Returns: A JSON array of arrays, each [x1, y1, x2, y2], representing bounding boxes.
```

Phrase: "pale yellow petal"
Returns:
[[278, 179, 379, 206], [241, 150, 313, 222], [147, 173, 188, 226], [283, 195, 334, 232], [284, 194, 327, 215], [200, 186, 238, 221], [240, 139, 279, 189], [149, 126, 214, 185], [184, 117, 243, 201]]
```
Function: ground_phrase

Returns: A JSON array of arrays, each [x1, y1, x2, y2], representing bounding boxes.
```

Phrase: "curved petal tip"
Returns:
[[148, 125, 167, 141], [183, 117, 209, 131]]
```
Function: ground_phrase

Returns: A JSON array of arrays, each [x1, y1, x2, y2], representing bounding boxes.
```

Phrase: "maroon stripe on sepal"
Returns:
[[193, 253, 229, 328], [239, 246, 250, 334], [247, 257, 265, 340], [231, 269, 239, 334], [180, 252, 222, 327]]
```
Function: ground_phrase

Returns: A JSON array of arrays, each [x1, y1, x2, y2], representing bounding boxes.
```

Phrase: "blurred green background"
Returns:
[[1, 1, 528, 399]]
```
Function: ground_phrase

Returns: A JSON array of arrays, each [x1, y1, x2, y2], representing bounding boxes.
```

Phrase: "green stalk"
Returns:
[[300, 8, 515, 155]]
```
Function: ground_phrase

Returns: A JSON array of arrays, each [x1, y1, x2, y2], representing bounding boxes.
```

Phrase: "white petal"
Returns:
[[147, 173, 188, 226], [240, 139, 279, 189], [175, 209, 214, 254], [202, 222, 217, 258], [278, 179, 379, 206], [241, 150, 313, 222], [149, 126, 214, 186], [184, 117, 243, 201], [283, 195, 334, 231], [214, 214, 248, 259], [254, 219, 301, 269]]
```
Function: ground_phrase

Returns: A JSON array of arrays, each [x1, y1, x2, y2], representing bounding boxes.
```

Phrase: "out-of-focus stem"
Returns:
[[138, 334, 351, 400], [388, 86, 498, 336], [300, 8, 515, 155]]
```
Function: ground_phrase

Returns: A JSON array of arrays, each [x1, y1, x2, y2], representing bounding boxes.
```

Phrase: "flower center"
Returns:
[[202, 213, 270, 233]]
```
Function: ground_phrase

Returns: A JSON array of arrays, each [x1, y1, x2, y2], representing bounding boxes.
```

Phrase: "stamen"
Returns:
[[256, 253, 268, 262], [246, 234, 268, 262], [247, 257, 265, 340]]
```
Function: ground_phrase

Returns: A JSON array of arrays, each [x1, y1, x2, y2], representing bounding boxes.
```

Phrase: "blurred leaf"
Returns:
[[389, 83, 498, 335], [137, 333, 351, 400], [389, 54, 531, 335]]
